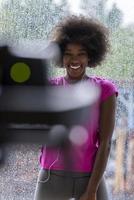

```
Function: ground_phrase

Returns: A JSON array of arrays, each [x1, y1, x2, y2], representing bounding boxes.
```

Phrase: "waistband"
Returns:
[[43, 169, 92, 178]]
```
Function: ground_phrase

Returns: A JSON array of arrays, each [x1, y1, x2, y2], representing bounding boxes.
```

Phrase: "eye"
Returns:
[[63, 52, 73, 59], [64, 52, 71, 56], [79, 52, 87, 56]]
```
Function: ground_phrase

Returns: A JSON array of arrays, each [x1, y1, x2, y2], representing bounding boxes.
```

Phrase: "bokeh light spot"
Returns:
[[10, 62, 31, 83], [69, 126, 88, 146]]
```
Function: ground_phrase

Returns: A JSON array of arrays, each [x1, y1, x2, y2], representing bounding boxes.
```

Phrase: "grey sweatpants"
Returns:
[[34, 169, 109, 200]]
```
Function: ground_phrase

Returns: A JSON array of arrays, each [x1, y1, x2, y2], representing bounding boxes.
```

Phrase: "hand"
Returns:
[[79, 192, 96, 200]]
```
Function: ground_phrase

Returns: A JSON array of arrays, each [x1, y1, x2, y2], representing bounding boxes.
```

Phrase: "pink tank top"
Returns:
[[40, 76, 118, 172]]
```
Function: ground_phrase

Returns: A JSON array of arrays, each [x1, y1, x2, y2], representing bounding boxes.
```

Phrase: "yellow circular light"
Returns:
[[10, 62, 31, 83]]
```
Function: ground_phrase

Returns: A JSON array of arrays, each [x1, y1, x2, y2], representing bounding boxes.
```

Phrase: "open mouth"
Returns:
[[70, 65, 81, 69]]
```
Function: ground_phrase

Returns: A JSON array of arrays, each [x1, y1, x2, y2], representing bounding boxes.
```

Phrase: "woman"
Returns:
[[34, 15, 118, 200]]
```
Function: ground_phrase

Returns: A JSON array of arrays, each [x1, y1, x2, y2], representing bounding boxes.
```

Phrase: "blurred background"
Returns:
[[0, 0, 134, 199]]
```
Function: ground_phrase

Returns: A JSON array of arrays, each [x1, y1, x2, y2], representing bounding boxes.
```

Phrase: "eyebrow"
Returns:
[[65, 48, 87, 52]]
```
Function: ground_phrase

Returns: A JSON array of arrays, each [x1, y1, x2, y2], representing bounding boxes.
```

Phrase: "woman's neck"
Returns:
[[65, 74, 89, 84]]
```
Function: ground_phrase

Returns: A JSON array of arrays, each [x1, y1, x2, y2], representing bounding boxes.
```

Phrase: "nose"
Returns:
[[70, 55, 80, 64]]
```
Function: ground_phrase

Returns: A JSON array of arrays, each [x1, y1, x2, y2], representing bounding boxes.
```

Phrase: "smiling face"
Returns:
[[63, 43, 89, 81]]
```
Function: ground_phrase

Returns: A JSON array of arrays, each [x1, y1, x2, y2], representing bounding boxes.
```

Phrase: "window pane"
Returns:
[[0, 0, 134, 200]]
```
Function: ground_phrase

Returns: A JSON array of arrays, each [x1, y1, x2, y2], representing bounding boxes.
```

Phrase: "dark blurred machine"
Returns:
[[0, 43, 99, 164]]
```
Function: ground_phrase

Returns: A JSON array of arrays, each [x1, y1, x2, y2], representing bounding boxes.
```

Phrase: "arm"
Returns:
[[80, 94, 117, 200]]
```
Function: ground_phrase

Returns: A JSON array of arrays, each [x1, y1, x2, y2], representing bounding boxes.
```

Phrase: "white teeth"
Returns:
[[70, 65, 81, 69]]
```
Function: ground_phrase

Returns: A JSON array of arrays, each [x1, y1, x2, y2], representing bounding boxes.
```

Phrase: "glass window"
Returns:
[[0, 0, 134, 199]]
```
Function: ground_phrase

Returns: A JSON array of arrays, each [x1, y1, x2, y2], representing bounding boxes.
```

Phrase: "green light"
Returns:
[[10, 62, 31, 83]]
